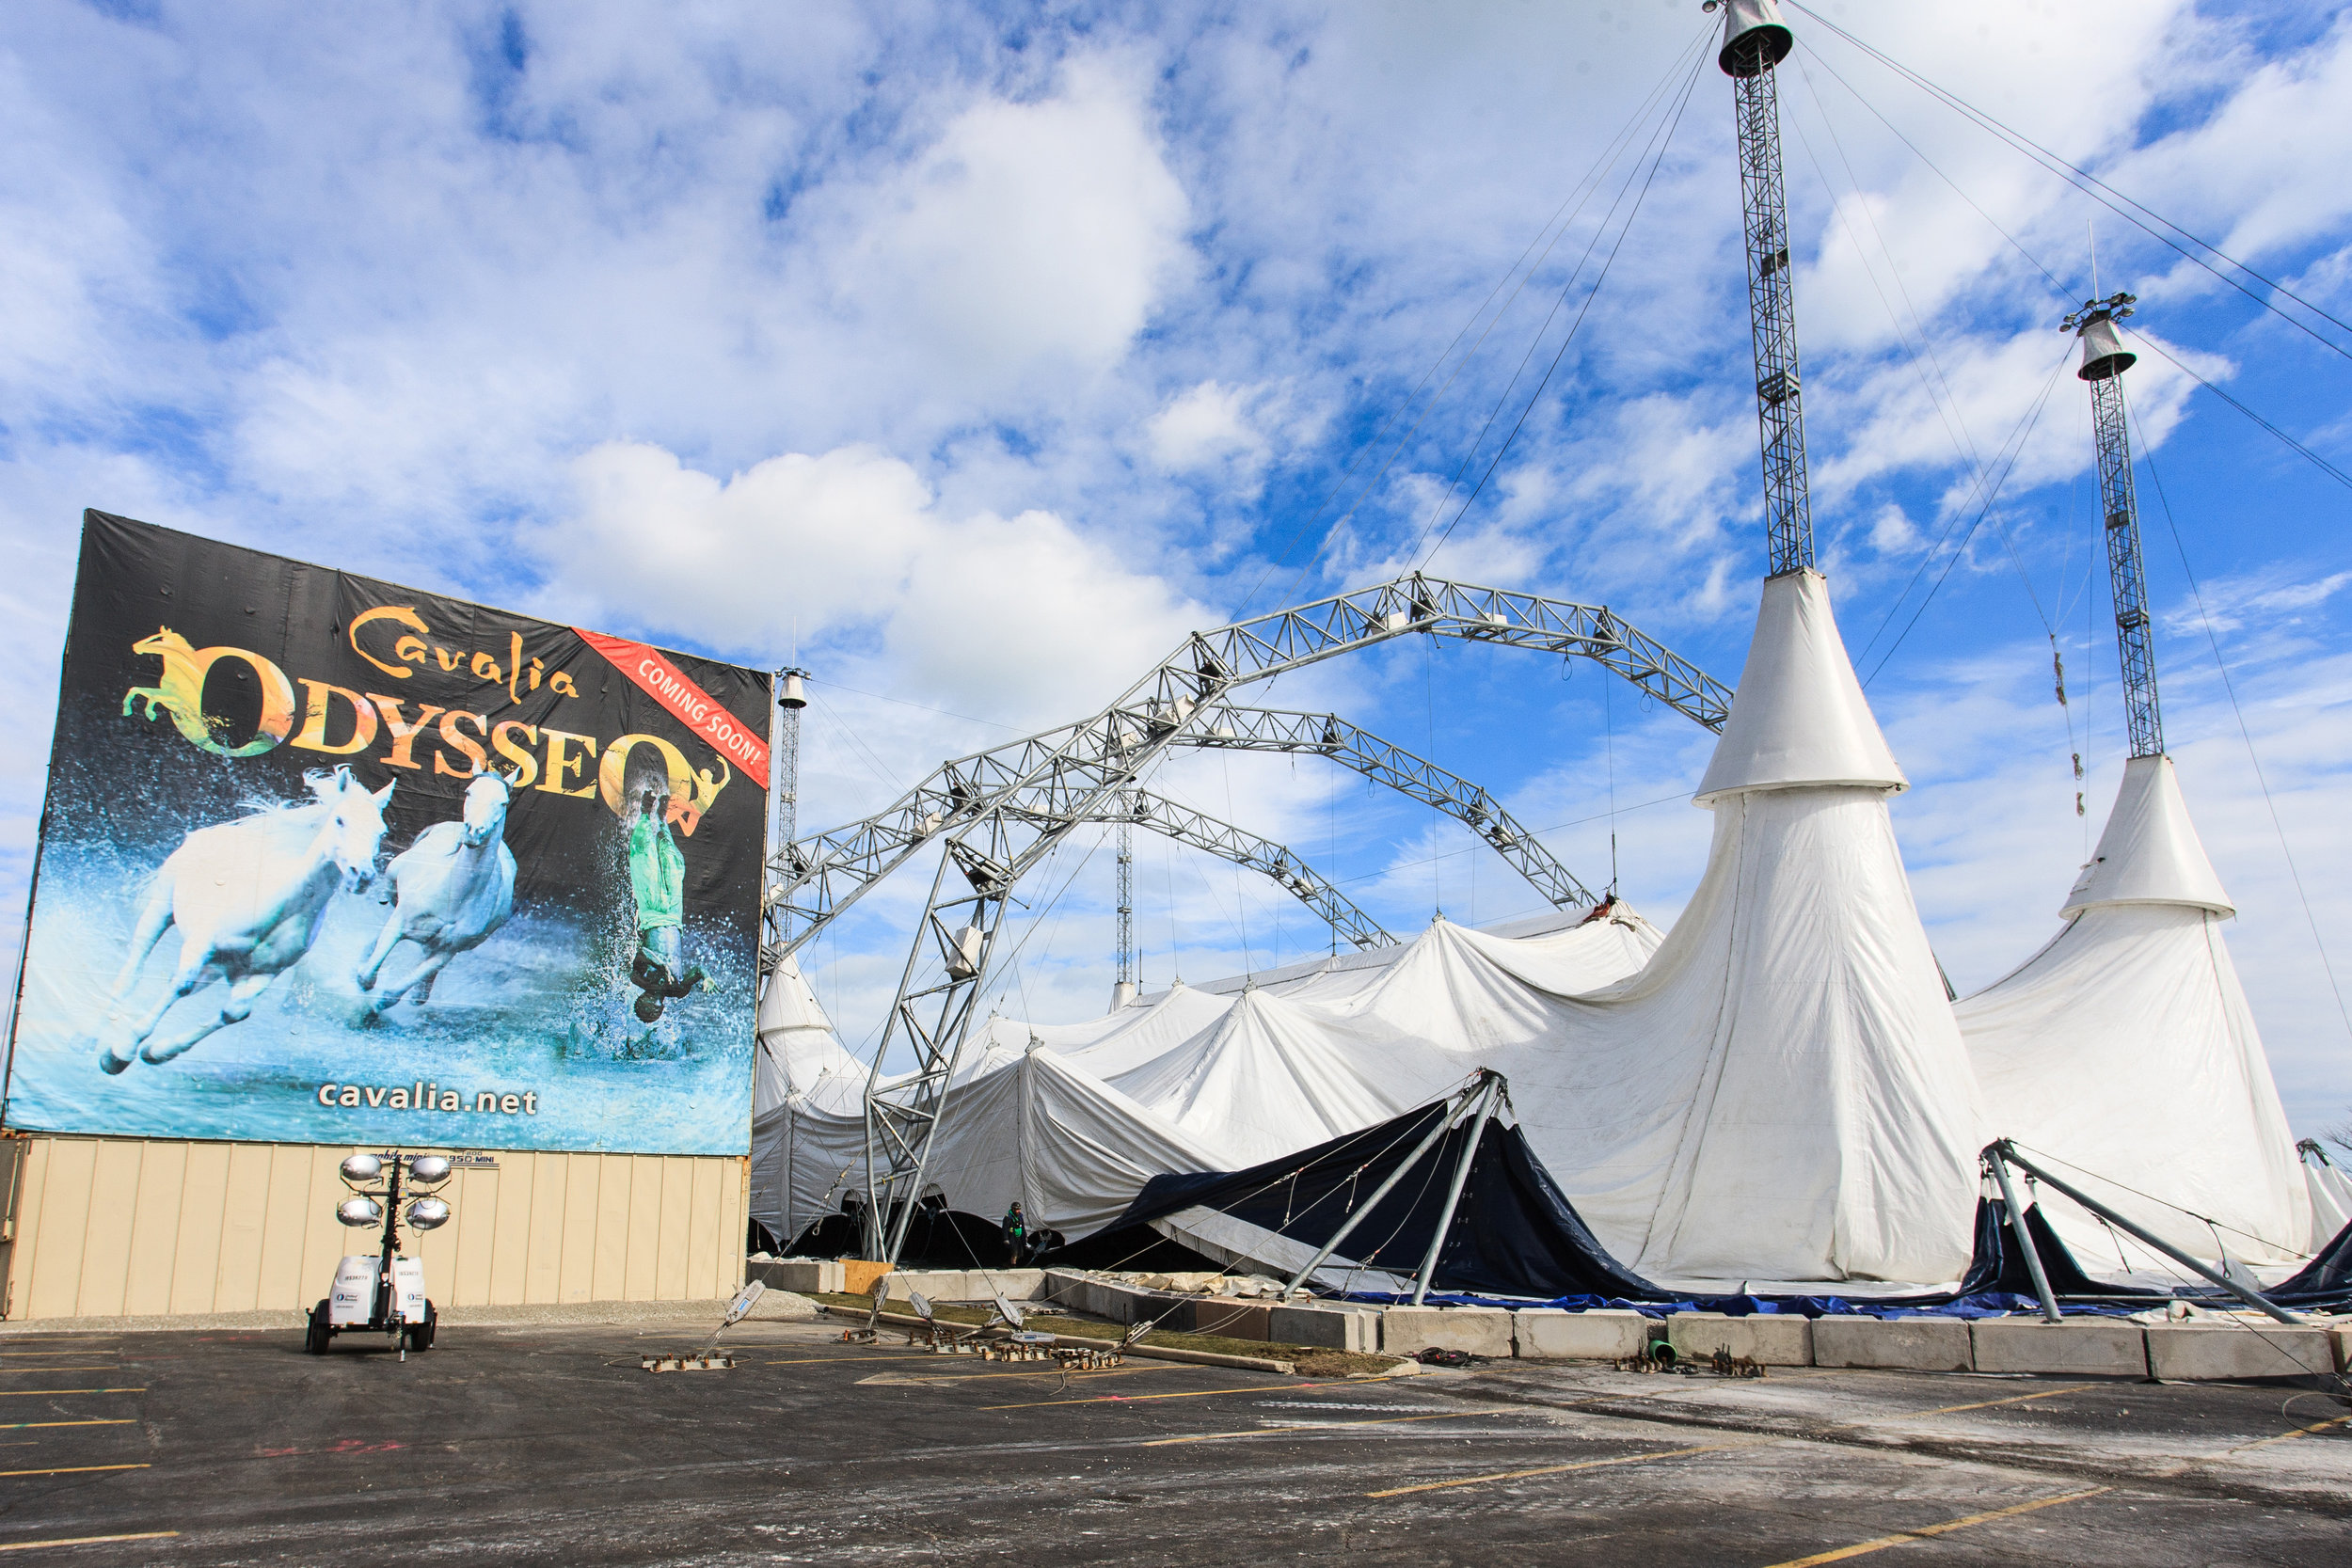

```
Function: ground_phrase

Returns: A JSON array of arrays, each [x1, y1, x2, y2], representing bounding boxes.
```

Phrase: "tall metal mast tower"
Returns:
[[769, 667, 810, 947], [1112, 802, 1137, 1010], [2061, 294, 2163, 758], [1712, 0, 1815, 576]]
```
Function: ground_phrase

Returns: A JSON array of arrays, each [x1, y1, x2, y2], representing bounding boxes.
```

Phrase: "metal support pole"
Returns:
[[1997, 1143, 2303, 1325], [1409, 1076, 1501, 1306], [1281, 1085, 1485, 1297], [1982, 1144, 2062, 1323]]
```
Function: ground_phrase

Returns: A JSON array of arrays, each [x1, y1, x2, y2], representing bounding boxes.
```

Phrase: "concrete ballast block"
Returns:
[[1189, 1300, 1272, 1341], [751, 1259, 843, 1294], [1968, 1318, 2147, 1377], [1268, 1305, 1380, 1354], [1811, 1315, 1972, 1371], [882, 1268, 1047, 1304], [1513, 1307, 1649, 1361], [2144, 1323, 2338, 1382], [1666, 1310, 1813, 1367], [1380, 1306, 1514, 1357]]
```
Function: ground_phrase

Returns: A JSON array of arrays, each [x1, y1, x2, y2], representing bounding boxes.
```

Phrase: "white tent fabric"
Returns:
[[1958, 754, 2310, 1267], [748, 956, 869, 1241], [1104, 986, 1419, 1165], [1483, 782, 1982, 1285], [746, 908, 1661, 1245], [2303, 1142, 2352, 1249]]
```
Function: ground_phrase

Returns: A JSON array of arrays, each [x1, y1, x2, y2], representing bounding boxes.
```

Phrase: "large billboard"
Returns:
[[1, 512, 770, 1155]]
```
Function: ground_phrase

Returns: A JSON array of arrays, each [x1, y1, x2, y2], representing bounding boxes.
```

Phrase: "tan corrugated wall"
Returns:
[[2, 1136, 747, 1320]]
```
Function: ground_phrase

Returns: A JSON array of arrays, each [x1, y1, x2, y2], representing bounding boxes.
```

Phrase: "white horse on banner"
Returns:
[[100, 765, 394, 1072], [355, 769, 517, 1015]]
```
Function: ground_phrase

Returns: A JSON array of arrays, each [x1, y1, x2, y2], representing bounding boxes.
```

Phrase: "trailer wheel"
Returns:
[[305, 1301, 333, 1355], [403, 1300, 437, 1353]]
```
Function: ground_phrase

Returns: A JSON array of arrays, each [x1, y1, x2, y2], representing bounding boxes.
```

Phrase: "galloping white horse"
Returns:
[[100, 765, 394, 1073], [355, 770, 516, 1015]]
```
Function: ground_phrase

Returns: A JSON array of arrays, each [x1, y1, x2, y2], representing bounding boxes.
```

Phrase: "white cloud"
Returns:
[[2161, 567, 2352, 638], [818, 56, 1193, 400], [1146, 379, 1270, 475], [556, 438, 1207, 723]]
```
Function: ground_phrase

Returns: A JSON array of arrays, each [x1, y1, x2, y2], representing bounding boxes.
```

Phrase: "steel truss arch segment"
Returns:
[[764, 573, 1724, 973], [1179, 705, 1600, 911]]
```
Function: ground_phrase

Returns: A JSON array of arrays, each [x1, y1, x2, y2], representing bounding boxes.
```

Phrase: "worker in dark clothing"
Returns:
[[1002, 1202, 1027, 1262]]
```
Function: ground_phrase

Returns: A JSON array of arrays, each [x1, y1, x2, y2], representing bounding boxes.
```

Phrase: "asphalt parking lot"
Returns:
[[0, 1312, 2344, 1564]]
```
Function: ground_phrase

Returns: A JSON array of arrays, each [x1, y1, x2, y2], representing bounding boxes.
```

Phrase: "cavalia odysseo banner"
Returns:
[[0, 513, 769, 1155]]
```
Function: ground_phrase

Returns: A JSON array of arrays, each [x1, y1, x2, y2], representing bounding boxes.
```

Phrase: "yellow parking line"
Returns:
[[0, 1465, 150, 1480], [875, 1365, 1180, 1384], [2217, 1412, 2352, 1455], [1881, 1385, 2099, 1421], [1758, 1487, 2111, 1568], [0, 1532, 177, 1552], [985, 1378, 1382, 1412], [0, 1339, 119, 1346], [0, 1422, 136, 1433], [0, 1392, 144, 1400], [1149, 1409, 1517, 1448], [1368, 1439, 1763, 1497]]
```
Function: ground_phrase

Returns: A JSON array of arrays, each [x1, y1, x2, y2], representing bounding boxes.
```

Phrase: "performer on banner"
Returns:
[[628, 786, 706, 1022]]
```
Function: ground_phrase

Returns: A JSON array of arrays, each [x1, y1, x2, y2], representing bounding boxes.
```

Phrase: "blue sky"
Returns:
[[2, 1, 2348, 1133]]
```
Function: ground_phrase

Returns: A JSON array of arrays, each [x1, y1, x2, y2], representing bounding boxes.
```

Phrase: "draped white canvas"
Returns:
[[1959, 754, 2310, 1267]]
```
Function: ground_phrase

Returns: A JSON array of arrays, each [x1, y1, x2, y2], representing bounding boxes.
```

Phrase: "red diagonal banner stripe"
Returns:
[[576, 629, 770, 786]]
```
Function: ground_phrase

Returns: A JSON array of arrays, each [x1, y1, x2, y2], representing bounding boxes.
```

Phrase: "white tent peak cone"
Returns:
[[2060, 753, 2233, 917], [1695, 568, 1907, 803], [1582, 566, 1980, 1284]]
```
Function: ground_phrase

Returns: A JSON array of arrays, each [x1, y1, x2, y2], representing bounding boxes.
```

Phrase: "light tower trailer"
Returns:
[[305, 1152, 454, 1356]]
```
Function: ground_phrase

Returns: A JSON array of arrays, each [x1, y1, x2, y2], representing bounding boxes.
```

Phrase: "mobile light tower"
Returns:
[[1710, 0, 1815, 576], [2061, 294, 2163, 757], [306, 1151, 453, 1356]]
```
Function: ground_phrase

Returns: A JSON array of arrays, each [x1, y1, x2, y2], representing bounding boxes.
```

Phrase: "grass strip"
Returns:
[[806, 1293, 1399, 1379]]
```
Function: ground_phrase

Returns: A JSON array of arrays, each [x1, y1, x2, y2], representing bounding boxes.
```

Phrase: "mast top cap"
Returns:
[[1712, 0, 1793, 76], [2063, 293, 2138, 381]]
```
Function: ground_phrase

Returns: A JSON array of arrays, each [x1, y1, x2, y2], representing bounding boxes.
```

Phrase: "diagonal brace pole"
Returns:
[[1995, 1142, 2303, 1325], [1281, 1078, 1490, 1297], [1981, 1143, 2062, 1323], [1409, 1073, 1503, 1306]]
